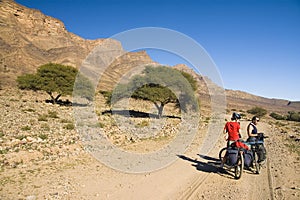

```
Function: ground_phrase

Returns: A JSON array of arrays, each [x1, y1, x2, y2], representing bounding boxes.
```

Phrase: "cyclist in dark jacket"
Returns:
[[247, 116, 266, 163], [247, 116, 259, 142]]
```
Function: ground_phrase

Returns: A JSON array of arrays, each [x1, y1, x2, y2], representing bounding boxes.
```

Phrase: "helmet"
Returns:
[[231, 112, 241, 120]]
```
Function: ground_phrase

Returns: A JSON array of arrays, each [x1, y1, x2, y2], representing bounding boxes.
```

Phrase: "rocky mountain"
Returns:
[[0, 0, 155, 88], [0, 0, 99, 85], [0, 0, 299, 113]]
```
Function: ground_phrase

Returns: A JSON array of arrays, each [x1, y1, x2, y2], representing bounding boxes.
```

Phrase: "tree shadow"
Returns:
[[177, 154, 235, 178], [102, 109, 181, 119], [45, 99, 73, 106]]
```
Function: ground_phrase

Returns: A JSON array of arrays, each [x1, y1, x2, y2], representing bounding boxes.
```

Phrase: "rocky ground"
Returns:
[[0, 88, 299, 200]]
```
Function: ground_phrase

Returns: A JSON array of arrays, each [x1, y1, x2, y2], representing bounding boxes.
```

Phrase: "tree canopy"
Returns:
[[17, 63, 94, 104], [100, 65, 198, 118]]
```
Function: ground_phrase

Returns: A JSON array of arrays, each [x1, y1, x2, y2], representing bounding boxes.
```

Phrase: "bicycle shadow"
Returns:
[[177, 154, 235, 179]]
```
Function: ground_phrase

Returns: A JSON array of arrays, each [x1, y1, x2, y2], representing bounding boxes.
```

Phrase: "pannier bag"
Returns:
[[243, 150, 253, 167], [257, 144, 267, 162], [226, 148, 238, 166]]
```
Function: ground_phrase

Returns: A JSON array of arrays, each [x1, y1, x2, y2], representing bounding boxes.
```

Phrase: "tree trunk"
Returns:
[[47, 92, 61, 104], [55, 94, 61, 103], [154, 102, 164, 118]]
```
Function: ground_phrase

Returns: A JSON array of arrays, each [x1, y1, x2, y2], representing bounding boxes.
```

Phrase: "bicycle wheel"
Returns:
[[234, 151, 244, 179], [219, 147, 227, 161], [253, 151, 261, 174]]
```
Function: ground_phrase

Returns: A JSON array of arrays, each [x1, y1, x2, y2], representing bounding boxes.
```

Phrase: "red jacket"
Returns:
[[224, 121, 240, 141]]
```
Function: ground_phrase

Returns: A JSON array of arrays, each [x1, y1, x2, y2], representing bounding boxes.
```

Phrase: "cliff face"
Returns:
[[0, 0, 152, 88], [0, 0, 106, 85]]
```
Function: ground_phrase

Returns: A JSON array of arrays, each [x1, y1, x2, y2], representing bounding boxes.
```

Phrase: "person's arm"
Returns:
[[247, 124, 251, 137], [223, 124, 228, 140]]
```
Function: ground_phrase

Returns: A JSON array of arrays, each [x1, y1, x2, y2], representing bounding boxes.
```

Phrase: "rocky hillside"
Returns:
[[0, 0, 155, 88], [0, 0, 299, 114]]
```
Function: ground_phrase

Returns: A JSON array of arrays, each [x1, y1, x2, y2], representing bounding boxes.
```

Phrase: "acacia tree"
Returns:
[[101, 65, 198, 118], [17, 63, 93, 104]]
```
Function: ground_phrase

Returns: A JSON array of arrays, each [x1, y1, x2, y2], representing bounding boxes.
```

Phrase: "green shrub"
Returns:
[[47, 110, 59, 118], [22, 108, 35, 112], [135, 120, 149, 128], [270, 112, 286, 120], [63, 123, 75, 130], [287, 111, 300, 122], [21, 125, 31, 131], [60, 119, 72, 123], [38, 114, 48, 121], [38, 134, 48, 140], [0, 149, 8, 154], [41, 123, 50, 131], [247, 106, 267, 117], [16, 135, 26, 140]]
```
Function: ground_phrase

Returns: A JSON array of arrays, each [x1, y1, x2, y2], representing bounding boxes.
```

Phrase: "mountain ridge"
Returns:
[[0, 0, 299, 112]]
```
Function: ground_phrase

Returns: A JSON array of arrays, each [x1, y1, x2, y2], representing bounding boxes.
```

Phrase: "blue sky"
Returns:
[[16, 0, 300, 101]]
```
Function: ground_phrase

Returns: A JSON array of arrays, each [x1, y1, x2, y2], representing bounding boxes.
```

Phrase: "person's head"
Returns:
[[251, 116, 260, 124], [231, 112, 241, 121]]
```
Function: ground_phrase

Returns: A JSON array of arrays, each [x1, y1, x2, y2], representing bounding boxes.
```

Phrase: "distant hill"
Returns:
[[0, 0, 299, 114]]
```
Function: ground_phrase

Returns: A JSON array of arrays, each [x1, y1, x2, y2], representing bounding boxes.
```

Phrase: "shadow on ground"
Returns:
[[102, 109, 181, 119], [177, 154, 236, 179]]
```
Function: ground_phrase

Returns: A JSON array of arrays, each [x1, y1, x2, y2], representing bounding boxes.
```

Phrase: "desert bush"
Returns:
[[21, 125, 31, 131], [135, 120, 149, 128], [38, 114, 48, 121], [270, 112, 286, 120], [247, 106, 267, 117], [16, 135, 26, 140], [287, 111, 300, 122], [40, 123, 50, 131], [60, 119, 72, 123], [22, 108, 35, 112], [38, 134, 48, 140], [47, 110, 59, 118], [63, 123, 75, 130]]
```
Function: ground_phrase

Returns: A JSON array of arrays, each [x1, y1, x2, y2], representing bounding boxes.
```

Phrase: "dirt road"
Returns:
[[63, 120, 298, 200], [1, 111, 299, 199]]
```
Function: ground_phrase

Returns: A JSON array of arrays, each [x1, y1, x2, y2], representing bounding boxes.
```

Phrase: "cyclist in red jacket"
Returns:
[[220, 112, 241, 168], [224, 112, 241, 146]]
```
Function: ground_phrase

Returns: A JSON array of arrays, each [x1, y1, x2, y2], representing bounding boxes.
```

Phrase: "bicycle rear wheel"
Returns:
[[234, 151, 244, 179]]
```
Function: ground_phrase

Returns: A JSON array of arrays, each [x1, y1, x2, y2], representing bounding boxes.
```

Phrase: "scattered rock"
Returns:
[[26, 195, 36, 200]]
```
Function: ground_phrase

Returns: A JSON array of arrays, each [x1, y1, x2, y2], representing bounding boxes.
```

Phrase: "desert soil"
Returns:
[[0, 88, 299, 200]]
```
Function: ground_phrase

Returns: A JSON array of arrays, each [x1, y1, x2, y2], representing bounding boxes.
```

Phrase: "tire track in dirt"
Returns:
[[267, 156, 275, 200], [178, 174, 210, 199]]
